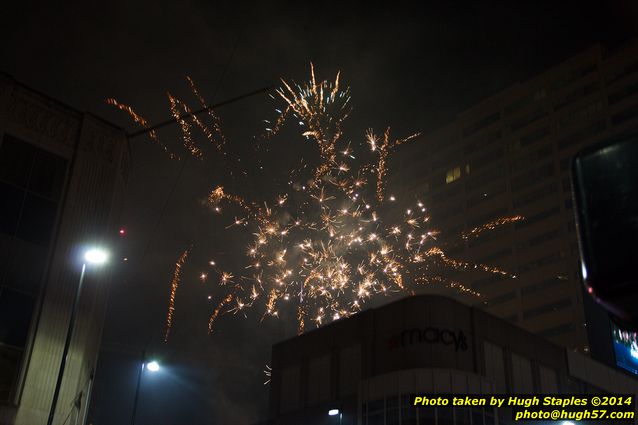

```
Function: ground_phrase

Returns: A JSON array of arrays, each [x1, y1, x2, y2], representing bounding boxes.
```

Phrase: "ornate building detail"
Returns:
[[6, 91, 78, 146]]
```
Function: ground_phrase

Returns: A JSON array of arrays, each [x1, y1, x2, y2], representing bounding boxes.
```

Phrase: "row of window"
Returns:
[[431, 59, 638, 192], [523, 298, 572, 320], [557, 99, 604, 130], [440, 100, 634, 192], [466, 207, 509, 229], [517, 251, 564, 275], [520, 276, 567, 296], [476, 248, 512, 265], [611, 102, 638, 125], [605, 59, 638, 86], [462, 62, 598, 139], [509, 144, 554, 173], [514, 206, 561, 230], [608, 79, 638, 105], [515, 226, 564, 252], [554, 81, 600, 111], [485, 291, 516, 307], [510, 163, 555, 192], [466, 183, 506, 209], [467, 227, 508, 249], [512, 182, 557, 208]]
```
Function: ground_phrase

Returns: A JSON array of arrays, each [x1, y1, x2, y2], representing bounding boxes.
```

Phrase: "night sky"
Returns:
[[2, 1, 638, 424]]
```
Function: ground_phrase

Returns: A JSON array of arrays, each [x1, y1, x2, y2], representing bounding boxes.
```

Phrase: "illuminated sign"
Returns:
[[612, 322, 638, 376], [388, 327, 468, 352]]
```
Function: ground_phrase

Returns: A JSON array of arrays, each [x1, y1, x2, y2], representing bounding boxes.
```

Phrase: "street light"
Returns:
[[84, 248, 109, 264], [131, 351, 160, 425], [47, 247, 109, 425], [328, 407, 342, 425]]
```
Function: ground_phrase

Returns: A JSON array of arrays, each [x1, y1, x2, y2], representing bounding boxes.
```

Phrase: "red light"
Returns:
[[119, 227, 126, 236]]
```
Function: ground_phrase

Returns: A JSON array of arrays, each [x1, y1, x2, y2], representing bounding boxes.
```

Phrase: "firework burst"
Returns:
[[113, 65, 522, 339]]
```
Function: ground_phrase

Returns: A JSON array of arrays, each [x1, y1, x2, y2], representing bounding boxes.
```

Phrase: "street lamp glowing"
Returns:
[[328, 409, 340, 416], [562, 422, 576, 425], [84, 248, 109, 265], [146, 361, 160, 372]]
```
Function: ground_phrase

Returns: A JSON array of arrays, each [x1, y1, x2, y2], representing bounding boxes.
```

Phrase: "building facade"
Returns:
[[268, 295, 638, 425], [387, 40, 638, 353], [0, 73, 129, 425]]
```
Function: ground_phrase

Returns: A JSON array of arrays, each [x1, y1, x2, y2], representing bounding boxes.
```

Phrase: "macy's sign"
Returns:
[[387, 327, 468, 352]]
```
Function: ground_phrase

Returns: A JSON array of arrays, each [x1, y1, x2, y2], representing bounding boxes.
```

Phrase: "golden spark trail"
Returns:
[[164, 247, 191, 342], [106, 98, 177, 159], [461, 215, 525, 240]]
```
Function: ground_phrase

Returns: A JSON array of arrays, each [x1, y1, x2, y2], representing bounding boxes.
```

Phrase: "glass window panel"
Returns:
[[0, 135, 35, 188], [0, 182, 24, 236], [0, 288, 35, 348], [16, 194, 58, 246], [0, 344, 22, 401], [3, 240, 48, 295], [29, 149, 67, 201]]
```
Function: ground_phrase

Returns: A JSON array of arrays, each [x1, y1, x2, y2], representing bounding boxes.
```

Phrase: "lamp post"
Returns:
[[131, 350, 160, 425], [47, 248, 109, 425]]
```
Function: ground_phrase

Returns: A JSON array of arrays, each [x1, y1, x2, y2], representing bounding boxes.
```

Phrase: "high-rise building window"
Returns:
[[551, 63, 596, 91], [608, 80, 638, 104], [510, 163, 555, 192], [605, 60, 638, 85], [512, 182, 558, 208], [611, 102, 638, 126], [554, 81, 600, 110], [556, 120, 605, 149], [445, 166, 461, 184], [514, 206, 561, 229], [557, 100, 604, 129], [463, 112, 500, 138]]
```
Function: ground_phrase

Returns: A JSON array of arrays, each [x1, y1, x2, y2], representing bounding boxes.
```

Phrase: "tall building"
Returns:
[[268, 295, 638, 425], [388, 40, 638, 353], [0, 72, 129, 425]]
